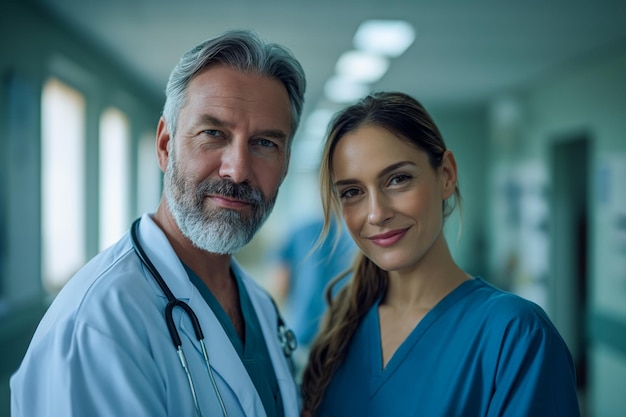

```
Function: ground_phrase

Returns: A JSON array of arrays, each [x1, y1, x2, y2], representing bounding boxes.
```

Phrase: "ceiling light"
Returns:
[[353, 20, 416, 58], [324, 76, 370, 103], [336, 50, 389, 84]]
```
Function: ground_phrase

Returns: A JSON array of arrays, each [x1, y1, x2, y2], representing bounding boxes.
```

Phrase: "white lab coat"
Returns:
[[10, 213, 301, 416]]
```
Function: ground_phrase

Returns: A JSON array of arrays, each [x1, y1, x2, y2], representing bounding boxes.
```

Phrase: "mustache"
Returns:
[[195, 179, 265, 206]]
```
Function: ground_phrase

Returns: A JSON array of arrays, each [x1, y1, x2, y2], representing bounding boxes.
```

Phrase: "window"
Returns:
[[99, 107, 131, 251], [41, 78, 86, 292]]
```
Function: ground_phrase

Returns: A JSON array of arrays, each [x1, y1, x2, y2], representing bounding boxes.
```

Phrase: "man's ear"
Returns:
[[440, 150, 458, 200], [156, 117, 171, 172]]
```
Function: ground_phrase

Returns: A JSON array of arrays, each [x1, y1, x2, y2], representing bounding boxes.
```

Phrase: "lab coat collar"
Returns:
[[135, 213, 196, 300], [241, 275, 301, 416]]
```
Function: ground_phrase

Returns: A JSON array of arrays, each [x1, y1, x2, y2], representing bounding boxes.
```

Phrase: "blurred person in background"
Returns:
[[272, 215, 356, 378], [301, 91, 581, 417]]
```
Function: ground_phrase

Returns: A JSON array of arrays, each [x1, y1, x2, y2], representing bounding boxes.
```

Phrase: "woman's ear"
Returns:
[[155, 117, 171, 172], [440, 150, 458, 200]]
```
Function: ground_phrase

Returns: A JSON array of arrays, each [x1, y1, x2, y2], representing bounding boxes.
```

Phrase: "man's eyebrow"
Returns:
[[198, 114, 229, 128], [257, 129, 289, 141], [197, 114, 289, 141], [334, 161, 415, 187]]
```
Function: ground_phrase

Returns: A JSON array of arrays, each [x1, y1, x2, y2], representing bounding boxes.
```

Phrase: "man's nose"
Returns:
[[218, 140, 252, 184]]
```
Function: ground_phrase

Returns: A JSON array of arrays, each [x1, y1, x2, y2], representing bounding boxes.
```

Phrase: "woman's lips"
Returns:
[[367, 228, 409, 247]]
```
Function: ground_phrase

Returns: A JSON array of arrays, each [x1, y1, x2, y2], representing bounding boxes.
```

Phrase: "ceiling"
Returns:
[[33, 0, 626, 130]]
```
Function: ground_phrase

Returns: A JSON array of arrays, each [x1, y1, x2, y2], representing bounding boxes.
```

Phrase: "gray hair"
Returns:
[[162, 29, 306, 144]]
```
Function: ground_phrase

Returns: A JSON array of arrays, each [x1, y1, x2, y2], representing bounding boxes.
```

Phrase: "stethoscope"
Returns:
[[130, 218, 297, 417]]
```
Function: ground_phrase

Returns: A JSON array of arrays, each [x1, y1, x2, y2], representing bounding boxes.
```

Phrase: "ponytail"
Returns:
[[301, 253, 387, 415]]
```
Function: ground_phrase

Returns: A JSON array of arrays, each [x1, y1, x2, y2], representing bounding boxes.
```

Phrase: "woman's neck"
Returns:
[[381, 236, 471, 311]]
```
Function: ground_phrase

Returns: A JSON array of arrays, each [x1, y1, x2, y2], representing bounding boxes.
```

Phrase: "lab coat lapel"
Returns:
[[237, 263, 301, 417], [136, 214, 271, 416], [136, 214, 192, 299]]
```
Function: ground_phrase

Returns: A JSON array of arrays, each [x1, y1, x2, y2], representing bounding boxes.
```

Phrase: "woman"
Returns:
[[301, 92, 581, 417]]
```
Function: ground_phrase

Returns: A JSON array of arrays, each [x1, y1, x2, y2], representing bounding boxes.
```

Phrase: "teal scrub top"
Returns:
[[185, 265, 284, 417], [317, 278, 581, 417]]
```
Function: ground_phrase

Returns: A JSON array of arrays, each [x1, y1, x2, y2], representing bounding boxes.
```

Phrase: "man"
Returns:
[[11, 29, 306, 417]]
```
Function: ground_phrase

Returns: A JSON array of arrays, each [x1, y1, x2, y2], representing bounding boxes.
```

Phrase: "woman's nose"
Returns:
[[367, 192, 393, 225]]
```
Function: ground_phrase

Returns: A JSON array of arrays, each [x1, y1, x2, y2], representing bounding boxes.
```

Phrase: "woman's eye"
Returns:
[[389, 174, 411, 186], [339, 188, 361, 199]]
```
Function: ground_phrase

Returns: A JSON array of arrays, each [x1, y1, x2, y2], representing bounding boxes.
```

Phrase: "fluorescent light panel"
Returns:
[[336, 50, 389, 84], [354, 20, 415, 58], [324, 76, 370, 103]]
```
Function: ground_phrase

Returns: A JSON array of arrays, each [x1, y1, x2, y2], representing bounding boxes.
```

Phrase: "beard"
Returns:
[[163, 150, 277, 254]]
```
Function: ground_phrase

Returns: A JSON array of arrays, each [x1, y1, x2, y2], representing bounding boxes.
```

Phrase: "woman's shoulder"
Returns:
[[465, 278, 557, 334]]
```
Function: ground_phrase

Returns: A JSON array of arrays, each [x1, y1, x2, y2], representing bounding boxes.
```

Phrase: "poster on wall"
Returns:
[[490, 159, 549, 310], [596, 153, 626, 317], [514, 160, 550, 310]]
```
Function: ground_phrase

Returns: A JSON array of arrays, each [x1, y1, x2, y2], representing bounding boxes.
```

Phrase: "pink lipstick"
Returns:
[[367, 228, 408, 247]]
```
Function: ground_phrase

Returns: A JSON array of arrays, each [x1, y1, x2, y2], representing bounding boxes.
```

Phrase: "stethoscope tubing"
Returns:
[[130, 219, 228, 417]]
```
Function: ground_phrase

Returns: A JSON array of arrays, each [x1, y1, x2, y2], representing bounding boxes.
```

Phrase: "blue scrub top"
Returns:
[[185, 265, 284, 417], [317, 278, 581, 417], [275, 218, 356, 346]]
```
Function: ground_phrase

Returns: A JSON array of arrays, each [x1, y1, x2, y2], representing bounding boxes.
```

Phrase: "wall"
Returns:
[[0, 2, 162, 415], [431, 105, 490, 277], [487, 42, 626, 416]]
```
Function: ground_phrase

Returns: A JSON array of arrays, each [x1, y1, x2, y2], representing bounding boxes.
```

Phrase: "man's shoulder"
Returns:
[[71, 234, 141, 295], [39, 235, 150, 327]]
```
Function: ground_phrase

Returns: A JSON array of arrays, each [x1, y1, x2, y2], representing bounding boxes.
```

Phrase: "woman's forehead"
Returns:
[[331, 125, 428, 178]]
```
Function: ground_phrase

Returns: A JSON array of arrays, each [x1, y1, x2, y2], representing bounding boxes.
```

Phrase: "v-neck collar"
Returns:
[[370, 278, 480, 395], [184, 264, 252, 357]]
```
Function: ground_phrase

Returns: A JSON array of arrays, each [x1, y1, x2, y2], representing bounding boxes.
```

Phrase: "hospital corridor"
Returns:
[[1, 0, 626, 416]]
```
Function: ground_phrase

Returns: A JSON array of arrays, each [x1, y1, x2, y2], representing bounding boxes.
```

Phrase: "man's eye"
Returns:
[[257, 138, 278, 148], [203, 129, 222, 137]]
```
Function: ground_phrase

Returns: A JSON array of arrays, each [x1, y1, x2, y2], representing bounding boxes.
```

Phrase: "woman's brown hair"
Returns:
[[301, 91, 461, 415]]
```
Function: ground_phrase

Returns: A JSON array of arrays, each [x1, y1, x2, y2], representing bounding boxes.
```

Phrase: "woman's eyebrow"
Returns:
[[334, 178, 358, 187], [334, 161, 415, 187], [376, 161, 414, 179]]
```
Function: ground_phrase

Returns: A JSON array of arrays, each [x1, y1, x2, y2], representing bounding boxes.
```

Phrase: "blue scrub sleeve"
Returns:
[[487, 320, 581, 417]]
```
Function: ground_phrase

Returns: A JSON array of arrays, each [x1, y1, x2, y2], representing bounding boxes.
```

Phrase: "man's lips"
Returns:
[[207, 194, 252, 209], [366, 228, 409, 247]]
